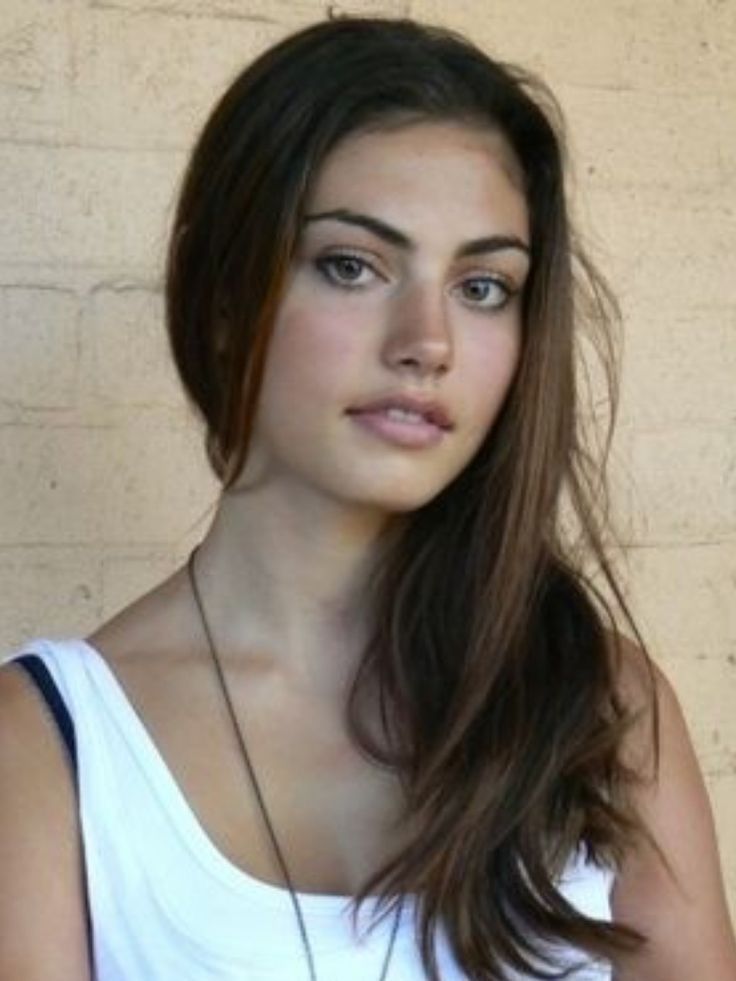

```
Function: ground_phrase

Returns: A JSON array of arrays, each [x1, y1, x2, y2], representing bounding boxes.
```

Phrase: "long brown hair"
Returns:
[[165, 16, 657, 979]]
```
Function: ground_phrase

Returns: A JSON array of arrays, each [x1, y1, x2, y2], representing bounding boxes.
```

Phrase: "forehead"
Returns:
[[303, 120, 529, 241]]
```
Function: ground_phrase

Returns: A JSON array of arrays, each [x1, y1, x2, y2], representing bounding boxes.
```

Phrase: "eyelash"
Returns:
[[314, 251, 517, 312]]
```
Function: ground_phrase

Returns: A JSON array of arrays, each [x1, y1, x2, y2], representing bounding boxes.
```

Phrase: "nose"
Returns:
[[381, 279, 453, 379]]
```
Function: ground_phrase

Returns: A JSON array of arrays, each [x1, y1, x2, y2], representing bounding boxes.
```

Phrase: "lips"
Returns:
[[347, 393, 454, 430]]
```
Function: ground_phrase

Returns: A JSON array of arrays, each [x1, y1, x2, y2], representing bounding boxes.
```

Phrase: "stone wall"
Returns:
[[1, 0, 734, 918]]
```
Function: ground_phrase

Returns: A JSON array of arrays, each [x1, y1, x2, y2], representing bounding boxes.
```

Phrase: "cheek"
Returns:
[[258, 299, 361, 423], [465, 328, 522, 429]]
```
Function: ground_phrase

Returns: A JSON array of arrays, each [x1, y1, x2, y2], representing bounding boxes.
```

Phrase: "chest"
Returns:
[[114, 652, 409, 897]]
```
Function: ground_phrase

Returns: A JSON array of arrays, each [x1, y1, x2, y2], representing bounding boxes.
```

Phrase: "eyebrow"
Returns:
[[303, 208, 530, 259]]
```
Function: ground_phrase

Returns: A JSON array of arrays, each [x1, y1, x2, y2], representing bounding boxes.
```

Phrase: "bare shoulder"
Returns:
[[603, 630, 736, 981], [84, 562, 212, 745], [86, 563, 192, 668], [604, 628, 660, 714], [0, 661, 78, 831], [605, 629, 669, 777], [0, 563, 193, 977], [0, 663, 92, 978]]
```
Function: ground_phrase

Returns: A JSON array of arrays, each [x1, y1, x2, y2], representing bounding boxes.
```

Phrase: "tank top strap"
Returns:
[[11, 652, 79, 778]]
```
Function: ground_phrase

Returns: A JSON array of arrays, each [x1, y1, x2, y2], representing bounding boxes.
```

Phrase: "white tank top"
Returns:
[[3, 638, 615, 980]]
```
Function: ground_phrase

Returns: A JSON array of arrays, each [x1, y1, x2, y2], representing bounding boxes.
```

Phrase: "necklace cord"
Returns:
[[186, 545, 402, 980]]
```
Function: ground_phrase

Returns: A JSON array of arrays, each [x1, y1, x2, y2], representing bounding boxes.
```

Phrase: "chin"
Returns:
[[341, 479, 450, 515]]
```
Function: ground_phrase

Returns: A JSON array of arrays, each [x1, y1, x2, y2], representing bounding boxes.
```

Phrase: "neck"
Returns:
[[191, 479, 402, 702]]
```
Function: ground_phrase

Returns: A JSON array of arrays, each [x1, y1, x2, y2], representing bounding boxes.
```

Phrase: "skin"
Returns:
[[0, 120, 734, 979], [610, 648, 736, 980], [191, 120, 530, 699]]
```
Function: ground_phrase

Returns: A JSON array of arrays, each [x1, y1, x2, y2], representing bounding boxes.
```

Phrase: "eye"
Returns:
[[315, 252, 378, 289], [457, 275, 514, 312]]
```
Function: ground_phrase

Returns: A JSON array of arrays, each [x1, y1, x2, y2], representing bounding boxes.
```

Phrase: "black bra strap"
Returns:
[[13, 654, 78, 776]]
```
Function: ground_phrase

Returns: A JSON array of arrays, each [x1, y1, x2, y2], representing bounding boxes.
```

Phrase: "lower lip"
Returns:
[[347, 410, 448, 448]]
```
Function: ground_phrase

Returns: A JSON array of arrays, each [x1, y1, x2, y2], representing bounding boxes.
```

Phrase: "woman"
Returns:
[[1, 15, 734, 981]]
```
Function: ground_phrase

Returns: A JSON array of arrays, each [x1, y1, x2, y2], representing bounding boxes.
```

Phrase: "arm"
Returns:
[[0, 664, 93, 981], [610, 641, 736, 981]]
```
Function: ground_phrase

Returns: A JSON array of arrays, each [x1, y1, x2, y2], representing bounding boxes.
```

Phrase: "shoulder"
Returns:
[[0, 657, 79, 827], [604, 627, 659, 712], [86, 563, 192, 667], [603, 628, 713, 841], [603, 631, 736, 980], [604, 629, 669, 777], [0, 656, 70, 762], [83, 561, 207, 716], [84, 562, 214, 738], [0, 662, 92, 975]]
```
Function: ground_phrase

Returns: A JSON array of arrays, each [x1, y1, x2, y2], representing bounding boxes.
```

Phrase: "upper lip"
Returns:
[[347, 392, 454, 430]]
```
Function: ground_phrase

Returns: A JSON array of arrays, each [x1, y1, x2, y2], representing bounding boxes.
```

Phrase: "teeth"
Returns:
[[383, 407, 426, 423]]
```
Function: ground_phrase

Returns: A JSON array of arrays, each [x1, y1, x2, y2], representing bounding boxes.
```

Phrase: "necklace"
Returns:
[[186, 545, 403, 980]]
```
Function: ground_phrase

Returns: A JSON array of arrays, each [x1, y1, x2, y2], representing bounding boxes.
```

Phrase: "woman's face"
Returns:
[[242, 120, 530, 515]]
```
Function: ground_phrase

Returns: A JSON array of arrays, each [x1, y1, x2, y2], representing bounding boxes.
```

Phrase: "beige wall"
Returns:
[[1, 0, 734, 917]]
